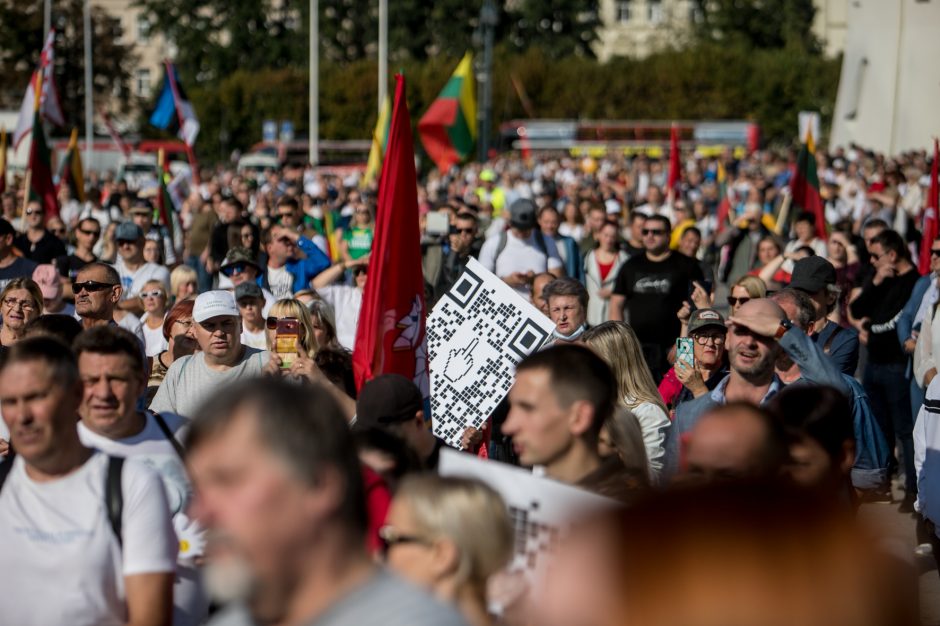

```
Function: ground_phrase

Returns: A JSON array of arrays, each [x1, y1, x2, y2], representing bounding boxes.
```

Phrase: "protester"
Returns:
[[15, 199, 67, 264], [235, 282, 268, 350], [73, 262, 123, 330], [219, 246, 274, 312], [312, 255, 368, 350], [150, 290, 269, 417], [64, 216, 101, 281], [169, 265, 198, 305], [538, 206, 582, 282], [529, 272, 554, 316], [609, 214, 704, 380], [261, 224, 331, 299], [583, 221, 628, 326], [0, 278, 43, 347], [727, 274, 767, 315], [658, 308, 729, 411], [0, 218, 38, 290], [851, 229, 920, 509], [503, 344, 643, 501], [425, 212, 480, 305], [150, 299, 198, 390], [340, 198, 375, 262], [186, 378, 466, 626], [113, 221, 171, 317], [478, 198, 564, 300], [543, 277, 589, 343], [263, 297, 320, 360], [383, 475, 513, 626], [75, 326, 209, 625], [32, 263, 72, 316], [0, 337, 177, 625], [582, 322, 671, 480], [308, 299, 343, 351]]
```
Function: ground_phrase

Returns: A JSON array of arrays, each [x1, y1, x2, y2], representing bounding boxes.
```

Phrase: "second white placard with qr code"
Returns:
[[428, 258, 554, 448]]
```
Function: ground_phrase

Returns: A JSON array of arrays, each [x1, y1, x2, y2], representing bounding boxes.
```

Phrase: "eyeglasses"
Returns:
[[117, 239, 138, 247], [2, 298, 35, 311], [727, 296, 751, 307], [24, 208, 41, 216], [931, 249, 940, 258], [692, 333, 726, 345], [265, 316, 298, 330], [140, 290, 164, 299], [450, 227, 475, 235], [173, 319, 193, 328], [642, 228, 666, 236], [221, 263, 249, 277], [78, 228, 101, 237], [72, 280, 118, 294], [377, 525, 431, 556], [352, 266, 368, 276]]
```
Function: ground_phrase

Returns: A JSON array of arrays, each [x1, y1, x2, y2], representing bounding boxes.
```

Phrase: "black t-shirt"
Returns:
[[57, 253, 98, 280], [613, 252, 704, 351], [0, 257, 38, 291], [14, 231, 67, 265], [849, 268, 919, 364]]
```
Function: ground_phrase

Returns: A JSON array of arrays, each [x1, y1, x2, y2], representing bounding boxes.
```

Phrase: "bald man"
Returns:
[[663, 297, 846, 480], [683, 402, 789, 482]]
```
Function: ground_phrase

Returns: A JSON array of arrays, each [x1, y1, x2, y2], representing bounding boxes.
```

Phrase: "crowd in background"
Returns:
[[0, 142, 937, 625]]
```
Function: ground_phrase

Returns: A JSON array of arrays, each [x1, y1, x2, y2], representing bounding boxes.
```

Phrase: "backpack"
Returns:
[[495, 229, 549, 267], [0, 451, 126, 545], [0, 412, 183, 547]]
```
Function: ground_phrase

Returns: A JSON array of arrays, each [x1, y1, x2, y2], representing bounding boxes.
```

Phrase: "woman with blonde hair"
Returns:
[[169, 265, 198, 303], [582, 321, 671, 481], [0, 278, 43, 347], [308, 299, 342, 351], [728, 274, 767, 315], [264, 298, 319, 357], [383, 475, 513, 626]]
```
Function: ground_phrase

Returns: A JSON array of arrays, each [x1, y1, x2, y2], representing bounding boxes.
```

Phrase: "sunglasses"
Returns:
[[265, 316, 298, 330], [78, 228, 101, 237], [276, 236, 294, 246], [25, 208, 41, 216], [117, 239, 138, 247], [72, 280, 117, 294], [221, 263, 249, 277], [642, 228, 666, 236], [450, 227, 474, 235], [352, 266, 368, 276], [931, 249, 940, 258], [277, 212, 295, 219], [140, 290, 164, 299], [727, 296, 751, 307], [377, 525, 429, 557]]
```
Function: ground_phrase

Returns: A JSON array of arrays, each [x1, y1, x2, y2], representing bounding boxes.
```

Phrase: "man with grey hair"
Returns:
[[186, 378, 467, 626], [543, 277, 589, 343], [788, 254, 859, 375]]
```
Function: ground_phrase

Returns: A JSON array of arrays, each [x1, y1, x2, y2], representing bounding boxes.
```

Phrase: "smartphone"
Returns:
[[676, 337, 695, 369], [275, 318, 300, 369]]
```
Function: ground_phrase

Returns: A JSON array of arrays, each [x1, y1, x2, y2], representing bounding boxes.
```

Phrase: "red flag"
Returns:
[[919, 139, 940, 274], [667, 123, 680, 194], [352, 74, 429, 397]]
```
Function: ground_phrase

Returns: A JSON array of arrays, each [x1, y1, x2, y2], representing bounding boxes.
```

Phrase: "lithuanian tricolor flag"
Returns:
[[788, 129, 826, 239], [418, 52, 476, 173], [57, 128, 86, 203]]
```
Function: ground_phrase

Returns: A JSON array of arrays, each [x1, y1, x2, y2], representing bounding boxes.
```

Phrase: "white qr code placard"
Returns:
[[428, 258, 554, 448], [439, 449, 617, 580]]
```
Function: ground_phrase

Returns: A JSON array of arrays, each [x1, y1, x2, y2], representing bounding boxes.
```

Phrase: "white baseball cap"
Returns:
[[193, 290, 239, 323]]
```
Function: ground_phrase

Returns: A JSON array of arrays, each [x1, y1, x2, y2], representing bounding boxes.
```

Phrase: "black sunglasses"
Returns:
[[642, 228, 666, 236], [727, 296, 751, 307], [450, 227, 474, 235], [221, 263, 249, 277], [931, 249, 940, 258], [78, 228, 101, 237], [72, 280, 118, 294]]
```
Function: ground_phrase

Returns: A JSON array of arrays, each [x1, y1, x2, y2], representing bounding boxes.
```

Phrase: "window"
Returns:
[[616, 0, 632, 22], [137, 15, 151, 43], [648, 0, 663, 23], [135, 68, 151, 98]]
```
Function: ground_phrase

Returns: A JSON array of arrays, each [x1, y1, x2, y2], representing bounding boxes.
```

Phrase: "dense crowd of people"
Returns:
[[0, 143, 937, 625]]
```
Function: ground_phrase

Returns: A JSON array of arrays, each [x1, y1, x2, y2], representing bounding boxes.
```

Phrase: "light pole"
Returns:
[[378, 0, 387, 115], [478, 0, 497, 162], [83, 0, 93, 170], [309, 0, 318, 166]]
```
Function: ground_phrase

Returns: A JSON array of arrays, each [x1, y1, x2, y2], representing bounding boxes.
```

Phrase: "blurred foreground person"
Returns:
[[0, 338, 177, 626], [383, 475, 513, 626], [535, 483, 917, 626], [186, 378, 466, 626]]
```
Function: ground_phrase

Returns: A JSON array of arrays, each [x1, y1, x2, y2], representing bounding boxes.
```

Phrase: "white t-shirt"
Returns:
[[241, 326, 268, 350], [477, 230, 563, 299], [113, 258, 171, 300], [149, 348, 270, 418], [266, 265, 294, 299], [141, 313, 169, 357], [318, 285, 363, 350], [78, 414, 210, 626], [0, 452, 177, 626]]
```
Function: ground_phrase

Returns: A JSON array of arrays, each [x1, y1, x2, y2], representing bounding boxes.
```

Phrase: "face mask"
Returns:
[[553, 323, 587, 342]]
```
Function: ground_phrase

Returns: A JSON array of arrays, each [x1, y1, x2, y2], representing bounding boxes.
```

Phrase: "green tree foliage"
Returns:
[[692, 0, 821, 53], [508, 0, 600, 59], [0, 0, 136, 130]]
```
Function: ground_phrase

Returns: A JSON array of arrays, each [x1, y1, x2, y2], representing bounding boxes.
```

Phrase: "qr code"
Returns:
[[509, 501, 562, 572], [428, 262, 552, 447]]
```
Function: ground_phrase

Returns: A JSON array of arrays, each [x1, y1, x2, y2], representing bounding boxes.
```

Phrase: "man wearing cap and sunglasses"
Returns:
[[113, 221, 171, 317], [151, 290, 269, 418], [220, 247, 275, 315]]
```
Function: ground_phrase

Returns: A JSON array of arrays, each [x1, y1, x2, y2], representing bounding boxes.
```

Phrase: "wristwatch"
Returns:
[[774, 318, 793, 340]]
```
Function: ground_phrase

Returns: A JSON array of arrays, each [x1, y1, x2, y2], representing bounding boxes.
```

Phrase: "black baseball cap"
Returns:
[[354, 374, 423, 429], [508, 198, 537, 230], [789, 256, 837, 293]]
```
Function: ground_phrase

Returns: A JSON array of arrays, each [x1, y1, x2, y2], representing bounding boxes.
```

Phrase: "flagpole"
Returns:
[[83, 0, 93, 171], [43, 0, 51, 43], [309, 0, 319, 166], [378, 0, 387, 116]]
